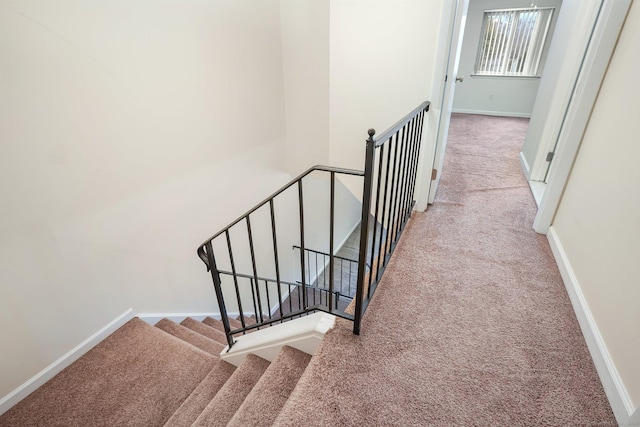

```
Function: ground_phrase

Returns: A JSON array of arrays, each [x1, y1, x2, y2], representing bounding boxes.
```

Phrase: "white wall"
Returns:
[[210, 172, 362, 315], [280, 0, 330, 172], [551, 0, 640, 412], [329, 0, 445, 199], [452, 0, 562, 118], [279, 0, 448, 216], [520, 0, 601, 179], [0, 0, 288, 399], [0, 0, 450, 403]]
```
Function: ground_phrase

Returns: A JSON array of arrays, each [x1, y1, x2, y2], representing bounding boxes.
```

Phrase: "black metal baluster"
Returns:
[[394, 118, 411, 241], [354, 129, 376, 335], [376, 131, 396, 281], [329, 171, 335, 311], [386, 125, 404, 257], [269, 199, 284, 320], [298, 180, 307, 310], [225, 230, 245, 329], [249, 278, 258, 329], [264, 280, 272, 320], [288, 284, 293, 313], [407, 112, 424, 211], [368, 144, 385, 295], [347, 260, 352, 296], [398, 116, 416, 225], [409, 110, 425, 203], [246, 216, 264, 324], [204, 242, 234, 349], [339, 259, 344, 296], [399, 118, 414, 235]]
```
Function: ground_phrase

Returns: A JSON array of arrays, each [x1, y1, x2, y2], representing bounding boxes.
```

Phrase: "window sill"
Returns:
[[470, 74, 541, 79]]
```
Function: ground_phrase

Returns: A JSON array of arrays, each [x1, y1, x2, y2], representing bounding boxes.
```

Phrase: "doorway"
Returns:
[[422, 0, 629, 235], [447, 0, 563, 207]]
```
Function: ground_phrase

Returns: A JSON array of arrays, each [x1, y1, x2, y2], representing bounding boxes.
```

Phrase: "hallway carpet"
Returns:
[[274, 114, 617, 426]]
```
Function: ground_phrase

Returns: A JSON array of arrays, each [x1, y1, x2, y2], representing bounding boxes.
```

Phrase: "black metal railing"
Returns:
[[353, 101, 429, 334], [197, 166, 365, 349], [197, 101, 429, 348], [216, 270, 346, 332], [292, 245, 359, 298]]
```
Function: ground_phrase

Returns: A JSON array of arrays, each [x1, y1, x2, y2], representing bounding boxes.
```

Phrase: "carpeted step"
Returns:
[[203, 315, 243, 332], [163, 359, 236, 427], [155, 318, 223, 356], [180, 317, 228, 345], [0, 318, 214, 426], [227, 346, 311, 427], [191, 354, 270, 427]]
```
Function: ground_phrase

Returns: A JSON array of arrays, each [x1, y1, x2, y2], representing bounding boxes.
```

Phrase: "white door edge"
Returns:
[[414, 0, 468, 211], [533, 0, 632, 234]]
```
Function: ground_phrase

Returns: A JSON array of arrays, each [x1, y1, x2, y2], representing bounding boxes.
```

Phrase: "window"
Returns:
[[475, 7, 555, 77]]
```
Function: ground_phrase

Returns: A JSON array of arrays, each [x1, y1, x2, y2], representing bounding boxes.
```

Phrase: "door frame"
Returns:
[[428, 0, 469, 205], [414, 0, 468, 211], [523, 1, 605, 184], [533, 0, 632, 234]]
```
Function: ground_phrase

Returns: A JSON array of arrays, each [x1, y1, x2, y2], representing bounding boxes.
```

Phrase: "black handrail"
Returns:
[[197, 101, 430, 348], [198, 165, 364, 264], [197, 165, 365, 348], [371, 101, 430, 147]]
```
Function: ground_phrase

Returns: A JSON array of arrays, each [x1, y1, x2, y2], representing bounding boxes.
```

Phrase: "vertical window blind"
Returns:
[[475, 7, 555, 76]]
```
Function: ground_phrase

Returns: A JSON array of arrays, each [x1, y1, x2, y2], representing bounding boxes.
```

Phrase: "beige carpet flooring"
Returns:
[[274, 114, 617, 426], [0, 114, 616, 426]]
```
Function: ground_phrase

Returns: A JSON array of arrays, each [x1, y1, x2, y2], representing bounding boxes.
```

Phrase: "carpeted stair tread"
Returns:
[[163, 359, 236, 427], [192, 354, 270, 427], [203, 316, 243, 332], [0, 318, 214, 426], [227, 346, 311, 427], [155, 318, 223, 356], [180, 317, 228, 345]]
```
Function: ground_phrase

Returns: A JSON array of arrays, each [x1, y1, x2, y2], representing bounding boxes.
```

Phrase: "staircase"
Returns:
[[0, 317, 313, 426]]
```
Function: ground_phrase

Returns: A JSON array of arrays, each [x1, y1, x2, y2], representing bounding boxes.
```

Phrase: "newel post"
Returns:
[[353, 129, 376, 335]]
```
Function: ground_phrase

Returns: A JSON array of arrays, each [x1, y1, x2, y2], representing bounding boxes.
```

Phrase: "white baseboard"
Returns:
[[270, 287, 292, 317], [336, 218, 362, 255], [0, 308, 135, 417], [137, 306, 304, 326], [451, 108, 531, 118], [137, 312, 227, 325], [547, 227, 637, 423]]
